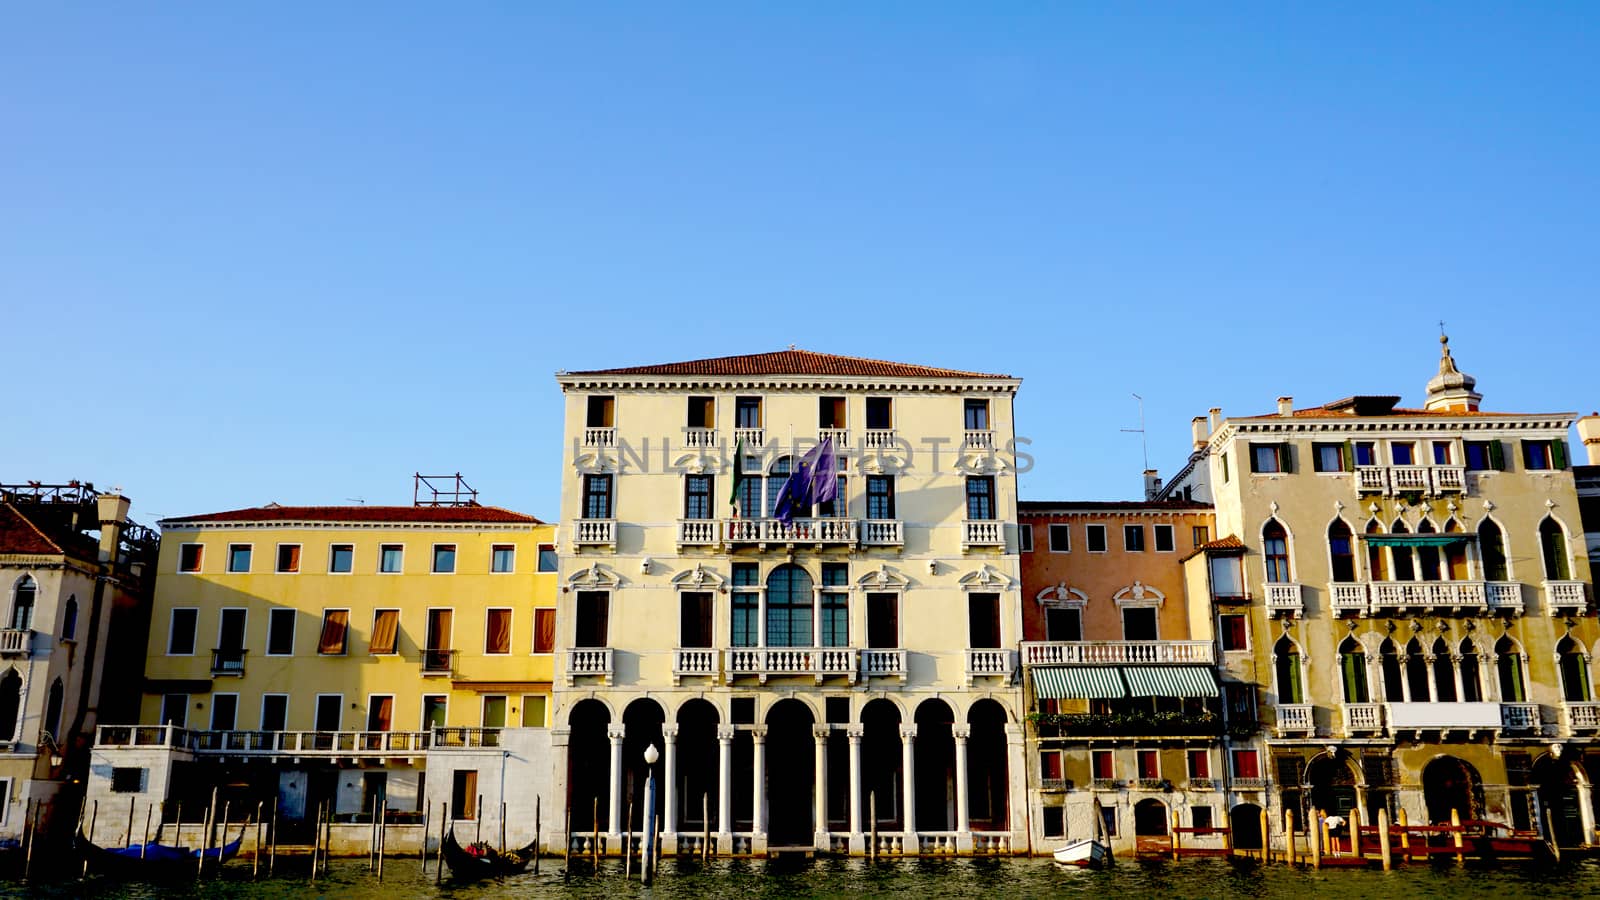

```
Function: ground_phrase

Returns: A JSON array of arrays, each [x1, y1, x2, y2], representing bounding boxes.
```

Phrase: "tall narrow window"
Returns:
[[1046, 607, 1082, 642], [370, 610, 400, 655], [452, 770, 479, 820], [965, 477, 996, 520], [1416, 520, 1442, 581], [817, 474, 847, 518], [766, 457, 791, 519], [968, 593, 1001, 648], [60, 596, 77, 641], [318, 610, 349, 655], [866, 476, 896, 520], [1496, 637, 1526, 702], [1444, 519, 1470, 580], [1405, 638, 1430, 701], [532, 608, 556, 653], [731, 564, 759, 648], [159, 694, 187, 728], [481, 696, 507, 728], [765, 565, 814, 648], [574, 592, 609, 648], [819, 396, 846, 428], [684, 475, 714, 520], [820, 563, 848, 647], [1262, 519, 1290, 583], [1480, 520, 1508, 581], [1389, 521, 1416, 581], [1328, 520, 1356, 582], [586, 395, 615, 427], [865, 397, 892, 429], [379, 544, 404, 573], [314, 694, 342, 732], [1540, 517, 1571, 580], [1123, 525, 1146, 552], [1557, 637, 1592, 702], [1339, 638, 1368, 702], [1459, 638, 1482, 702], [9, 578, 36, 631], [687, 396, 715, 428], [1274, 637, 1303, 704], [964, 399, 990, 431], [368, 695, 395, 732], [1431, 637, 1457, 702], [422, 695, 448, 730], [735, 396, 762, 428], [1086, 524, 1108, 553], [425, 608, 454, 670], [167, 608, 198, 655], [266, 608, 296, 656], [260, 694, 289, 731], [867, 593, 899, 648], [680, 592, 714, 648], [582, 475, 613, 519], [1379, 639, 1404, 701], [484, 609, 512, 654], [44, 678, 65, 737]]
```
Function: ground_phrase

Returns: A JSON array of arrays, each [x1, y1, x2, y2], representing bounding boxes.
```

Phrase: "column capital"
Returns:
[[607, 725, 627, 742], [813, 725, 831, 741], [846, 726, 865, 741], [952, 726, 972, 742], [900, 724, 918, 740], [751, 726, 769, 742], [1004, 723, 1025, 743], [662, 725, 680, 739], [717, 725, 737, 742]]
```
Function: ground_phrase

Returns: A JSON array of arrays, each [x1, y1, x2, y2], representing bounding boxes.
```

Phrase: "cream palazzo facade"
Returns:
[[550, 350, 1029, 856]]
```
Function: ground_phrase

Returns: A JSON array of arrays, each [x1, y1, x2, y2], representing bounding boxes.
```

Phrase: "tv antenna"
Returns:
[[1121, 393, 1149, 472]]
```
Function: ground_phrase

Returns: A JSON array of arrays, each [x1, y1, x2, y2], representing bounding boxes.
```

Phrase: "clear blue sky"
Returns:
[[5, 4, 1597, 523]]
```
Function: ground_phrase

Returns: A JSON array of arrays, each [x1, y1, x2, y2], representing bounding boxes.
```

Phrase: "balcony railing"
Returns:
[[818, 428, 850, 447], [1275, 704, 1314, 735], [1232, 777, 1268, 790], [96, 724, 191, 748], [1264, 583, 1304, 617], [861, 649, 907, 678], [571, 519, 616, 546], [210, 648, 247, 676], [725, 647, 858, 684], [673, 648, 718, 684], [683, 427, 718, 448], [566, 647, 614, 685], [724, 517, 857, 545], [1564, 701, 1600, 733], [189, 729, 432, 755], [1331, 584, 1370, 615], [1355, 465, 1466, 496], [1021, 641, 1216, 666], [676, 519, 719, 546], [860, 520, 904, 546], [583, 427, 616, 448], [1500, 702, 1541, 731], [421, 648, 455, 675], [1369, 581, 1488, 613], [962, 520, 1005, 549], [1031, 711, 1221, 739], [1486, 582, 1524, 614], [964, 648, 1016, 685], [1544, 581, 1588, 614], [1342, 702, 1385, 735], [433, 727, 502, 749], [863, 429, 898, 450], [0, 630, 30, 656], [733, 427, 765, 448], [1386, 701, 1504, 731], [963, 430, 995, 450]]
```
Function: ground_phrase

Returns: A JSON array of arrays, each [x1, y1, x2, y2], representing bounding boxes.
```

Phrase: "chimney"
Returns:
[[1191, 416, 1208, 450], [1208, 407, 1223, 431], [96, 491, 132, 564], [1277, 396, 1294, 417], [1578, 413, 1600, 466], [1144, 469, 1162, 502]]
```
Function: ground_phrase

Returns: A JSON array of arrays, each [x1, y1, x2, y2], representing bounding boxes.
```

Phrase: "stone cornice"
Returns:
[[555, 373, 1021, 394], [1209, 414, 1576, 453]]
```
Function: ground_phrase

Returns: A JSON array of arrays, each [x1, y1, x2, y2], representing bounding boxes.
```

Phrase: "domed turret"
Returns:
[[1423, 334, 1482, 412]]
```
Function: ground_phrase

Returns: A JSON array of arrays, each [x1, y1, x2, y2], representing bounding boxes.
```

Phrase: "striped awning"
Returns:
[[1032, 666, 1126, 700], [1122, 666, 1219, 698], [1360, 533, 1472, 548]]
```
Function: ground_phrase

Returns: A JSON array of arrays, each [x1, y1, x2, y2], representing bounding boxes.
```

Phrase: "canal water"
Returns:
[[6, 855, 1600, 898]]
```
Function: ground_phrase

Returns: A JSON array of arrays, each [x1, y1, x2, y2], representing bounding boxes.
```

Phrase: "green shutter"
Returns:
[[1279, 444, 1295, 474], [1488, 440, 1505, 471], [1342, 440, 1355, 472], [1553, 440, 1569, 470]]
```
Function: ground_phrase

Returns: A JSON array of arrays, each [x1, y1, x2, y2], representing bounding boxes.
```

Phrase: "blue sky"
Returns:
[[4, 4, 1597, 523]]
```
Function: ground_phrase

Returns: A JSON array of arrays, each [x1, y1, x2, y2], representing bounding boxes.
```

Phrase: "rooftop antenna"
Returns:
[[1121, 393, 1149, 472]]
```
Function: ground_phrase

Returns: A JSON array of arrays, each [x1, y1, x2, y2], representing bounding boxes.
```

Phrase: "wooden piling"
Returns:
[[702, 793, 710, 863], [198, 789, 215, 878], [1170, 810, 1180, 860], [436, 802, 447, 885], [870, 792, 878, 861], [218, 801, 230, 879], [1260, 807, 1271, 863], [563, 804, 573, 878], [377, 801, 386, 882], [310, 802, 322, 883], [269, 797, 277, 877], [253, 801, 262, 878], [1378, 808, 1392, 870], [1309, 808, 1322, 869], [324, 799, 333, 874], [83, 799, 98, 877], [1320, 813, 1332, 860], [501, 800, 507, 855], [127, 796, 136, 848], [1396, 807, 1410, 861], [1283, 808, 1294, 865], [369, 794, 378, 870], [142, 803, 153, 859], [421, 800, 431, 875], [1451, 808, 1463, 864], [476, 793, 484, 845], [23, 800, 36, 881], [624, 795, 633, 879], [534, 795, 542, 874], [592, 797, 599, 868]]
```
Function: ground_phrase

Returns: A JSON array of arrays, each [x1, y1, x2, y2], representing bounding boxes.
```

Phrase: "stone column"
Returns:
[[717, 725, 734, 849], [607, 725, 626, 840], [847, 726, 864, 854], [752, 726, 768, 853], [953, 725, 972, 853], [1452, 655, 1467, 702], [662, 724, 680, 852], [900, 724, 917, 847], [814, 725, 830, 849], [813, 587, 824, 649], [757, 588, 768, 649], [549, 727, 571, 853], [1005, 723, 1027, 845]]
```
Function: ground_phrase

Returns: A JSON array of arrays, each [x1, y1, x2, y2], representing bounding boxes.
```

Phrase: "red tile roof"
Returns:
[[0, 503, 65, 555], [1180, 534, 1246, 562], [161, 505, 543, 527], [1236, 396, 1558, 420], [1019, 500, 1214, 513], [568, 349, 1011, 379]]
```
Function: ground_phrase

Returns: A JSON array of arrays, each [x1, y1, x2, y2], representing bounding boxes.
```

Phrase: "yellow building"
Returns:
[[89, 498, 559, 854]]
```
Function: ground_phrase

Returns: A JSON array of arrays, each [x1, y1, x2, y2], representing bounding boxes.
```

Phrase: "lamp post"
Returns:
[[643, 743, 659, 885]]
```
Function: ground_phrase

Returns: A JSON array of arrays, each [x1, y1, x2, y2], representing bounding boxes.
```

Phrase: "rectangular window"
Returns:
[[964, 398, 990, 430], [532, 608, 556, 653], [817, 474, 848, 518], [968, 593, 1001, 649], [1192, 525, 1209, 546], [1091, 749, 1115, 780], [867, 593, 898, 648], [452, 770, 479, 820], [1040, 750, 1064, 782], [735, 396, 762, 428], [317, 609, 349, 655], [111, 768, 146, 793], [167, 608, 198, 655], [481, 696, 507, 728], [1220, 614, 1249, 651], [687, 395, 715, 428], [1123, 524, 1146, 552], [1523, 439, 1567, 471], [276, 544, 301, 573], [1432, 441, 1454, 465], [491, 545, 516, 573], [328, 544, 354, 573], [586, 395, 614, 427], [1122, 606, 1158, 641], [865, 397, 892, 429], [1210, 556, 1244, 600], [1187, 750, 1210, 780], [432, 544, 456, 574], [178, 543, 204, 573], [821, 591, 848, 647], [1231, 749, 1261, 779], [1101, 805, 1120, 837], [1047, 524, 1071, 552], [1137, 749, 1160, 780], [1154, 524, 1175, 552], [680, 592, 714, 648], [370, 609, 399, 654], [227, 543, 252, 573], [819, 396, 846, 428], [314, 694, 342, 732], [1086, 524, 1107, 553], [1192, 806, 1214, 830], [1045, 607, 1081, 642], [965, 476, 996, 520], [379, 544, 403, 573], [1250, 443, 1292, 474], [266, 608, 295, 656], [866, 476, 896, 519], [1313, 442, 1347, 473], [484, 609, 512, 654], [160, 694, 188, 727], [1220, 451, 1230, 483], [1389, 441, 1415, 465], [367, 695, 394, 731], [260, 694, 288, 731], [424, 609, 453, 671], [1354, 441, 1377, 466], [684, 475, 714, 519], [1018, 524, 1033, 552], [575, 591, 609, 647], [537, 544, 558, 572], [582, 474, 613, 519], [211, 694, 238, 731], [521, 695, 548, 727], [422, 695, 448, 730], [1464, 440, 1504, 471], [1042, 806, 1065, 838], [732, 591, 758, 648]]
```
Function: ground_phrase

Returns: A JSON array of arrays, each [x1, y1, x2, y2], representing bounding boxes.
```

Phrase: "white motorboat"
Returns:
[[1053, 837, 1109, 868]]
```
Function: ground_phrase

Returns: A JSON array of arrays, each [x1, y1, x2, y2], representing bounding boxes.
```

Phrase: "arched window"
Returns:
[[1417, 520, 1442, 582], [765, 564, 814, 648], [0, 669, 19, 743], [1405, 637, 1431, 701], [1443, 520, 1470, 581], [1263, 520, 1291, 584], [1495, 636, 1526, 702], [1328, 520, 1356, 583], [1339, 637, 1368, 703], [1366, 520, 1389, 581], [1480, 520, 1508, 581], [1390, 521, 1416, 581], [1458, 638, 1482, 702], [766, 457, 792, 519], [1431, 637, 1457, 702], [1540, 518, 1571, 581], [1557, 635, 1591, 702], [1379, 639, 1405, 701], [9, 577, 35, 631], [1275, 636, 1304, 704], [44, 678, 64, 739], [61, 595, 78, 641]]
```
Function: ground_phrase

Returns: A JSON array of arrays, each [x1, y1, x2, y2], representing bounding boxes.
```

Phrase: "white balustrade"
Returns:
[[1565, 701, 1600, 732], [860, 519, 904, 546], [0, 630, 30, 655], [583, 427, 616, 448], [565, 647, 614, 684], [1342, 702, 1385, 734], [676, 519, 719, 546], [1432, 466, 1466, 492], [1264, 583, 1304, 616], [1276, 704, 1314, 735], [1355, 464, 1468, 496], [1369, 581, 1487, 611], [1500, 703, 1540, 731], [962, 520, 1004, 548], [861, 649, 907, 677], [723, 517, 857, 545], [1331, 584, 1370, 614], [723, 647, 859, 683], [1021, 640, 1216, 665], [963, 430, 995, 450], [964, 648, 1015, 684], [1544, 581, 1588, 613], [1486, 582, 1523, 614], [818, 428, 850, 447], [863, 429, 898, 450], [673, 648, 718, 683], [571, 519, 616, 546], [683, 427, 718, 448], [733, 427, 765, 448]]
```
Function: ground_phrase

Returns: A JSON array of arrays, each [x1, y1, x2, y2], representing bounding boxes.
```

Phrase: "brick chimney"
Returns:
[[1578, 414, 1600, 466], [96, 492, 131, 564], [1144, 470, 1163, 502], [1191, 416, 1208, 450], [1277, 396, 1294, 417]]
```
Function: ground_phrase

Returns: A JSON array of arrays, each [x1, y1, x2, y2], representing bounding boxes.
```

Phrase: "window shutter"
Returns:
[[1521, 440, 1535, 470], [1552, 440, 1569, 470], [1248, 444, 1262, 474], [1488, 440, 1505, 471], [1342, 440, 1355, 472], [1279, 444, 1295, 474]]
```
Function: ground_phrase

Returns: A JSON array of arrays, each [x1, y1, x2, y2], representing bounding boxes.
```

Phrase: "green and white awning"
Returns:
[[1032, 666, 1127, 700], [1122, 666, 1219, 698], [1359, 534, 1472, 548]]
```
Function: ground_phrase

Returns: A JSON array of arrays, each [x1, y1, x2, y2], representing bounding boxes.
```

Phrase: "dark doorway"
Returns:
[[676, 699, 719, 831], [1533, 756, 1585, 847], [914, 699, 955, 831], [567, 699, 611, 831], [861, 699, 903, 829], [967, 699, 1009, 829], [765, 699, 815, 844], [1134, 798, 1168, 836], [1231, 803, 1264, 850], [1421, 755, 1481, 824], [1305, 756, 1360, 819], [623, 699, 666, 832]]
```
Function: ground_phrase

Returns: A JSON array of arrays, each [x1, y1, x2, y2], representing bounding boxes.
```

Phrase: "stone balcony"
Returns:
[[1021, 640, 1216, 666], [732, 427, 765, 448], [964, 648, 1016, 686], [725, 647, 858, 684], [676, 519, 719, 547], [683, 427, 718, 448], [859, 519, 904, 546], [0, 629, 31, 657], [724, 517, 858, 546], [1341, 702, 1385, 736], [95, 724, 434, 757], [1330, 580, 1522, 617], [571, 519, 616, 547], [1544, 581, 1588, 616], [672, 647, 718, 685], [861, 648, 907, 679], [565, 647, 614, 685], [1275, 704, 1314, 736], [209, 648, 247, 676], [1355, 464, 1466, 496], [1264, 583, 1304, 618], [582, 427, 616, 448], [1564, 701, 1600, 734], [961, 520, 1005, 550], [862, 428, 898, 450]]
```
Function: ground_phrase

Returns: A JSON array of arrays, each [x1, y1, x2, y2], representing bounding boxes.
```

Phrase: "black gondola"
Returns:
[[442, 828, 535, 879], [75, 828, 243, 879]]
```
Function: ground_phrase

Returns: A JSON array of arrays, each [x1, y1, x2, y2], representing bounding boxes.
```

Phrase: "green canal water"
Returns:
[[5, 855, 1600, 898]]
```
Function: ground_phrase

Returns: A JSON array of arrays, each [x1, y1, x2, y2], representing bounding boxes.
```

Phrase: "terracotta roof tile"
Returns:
[[1179, 533, 1246, 562], [1018, 500, 1214, 513], [568, 349, 1010, 379], [161, 505, 542, 527], [0, 503, 66, 555]]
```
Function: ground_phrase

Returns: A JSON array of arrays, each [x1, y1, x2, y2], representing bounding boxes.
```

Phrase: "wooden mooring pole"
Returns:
[[376, 801, 386, 882], [1397, 807, 1411, 862], [624, 795, 633, 879], [1309, 808, 1322, 869], [253, 801, 263, 878], [436, 802, 447, 885], [534, 795, 542, 874], [269, 797, 278, 877], [420, 800, 430, 876], [1451, 808, 1464, 864], [1283, 808, 1294, 865], [1378, 808, 1392, 870], [1261, 807, 1271, 863], [142, 803, 153, 859]]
